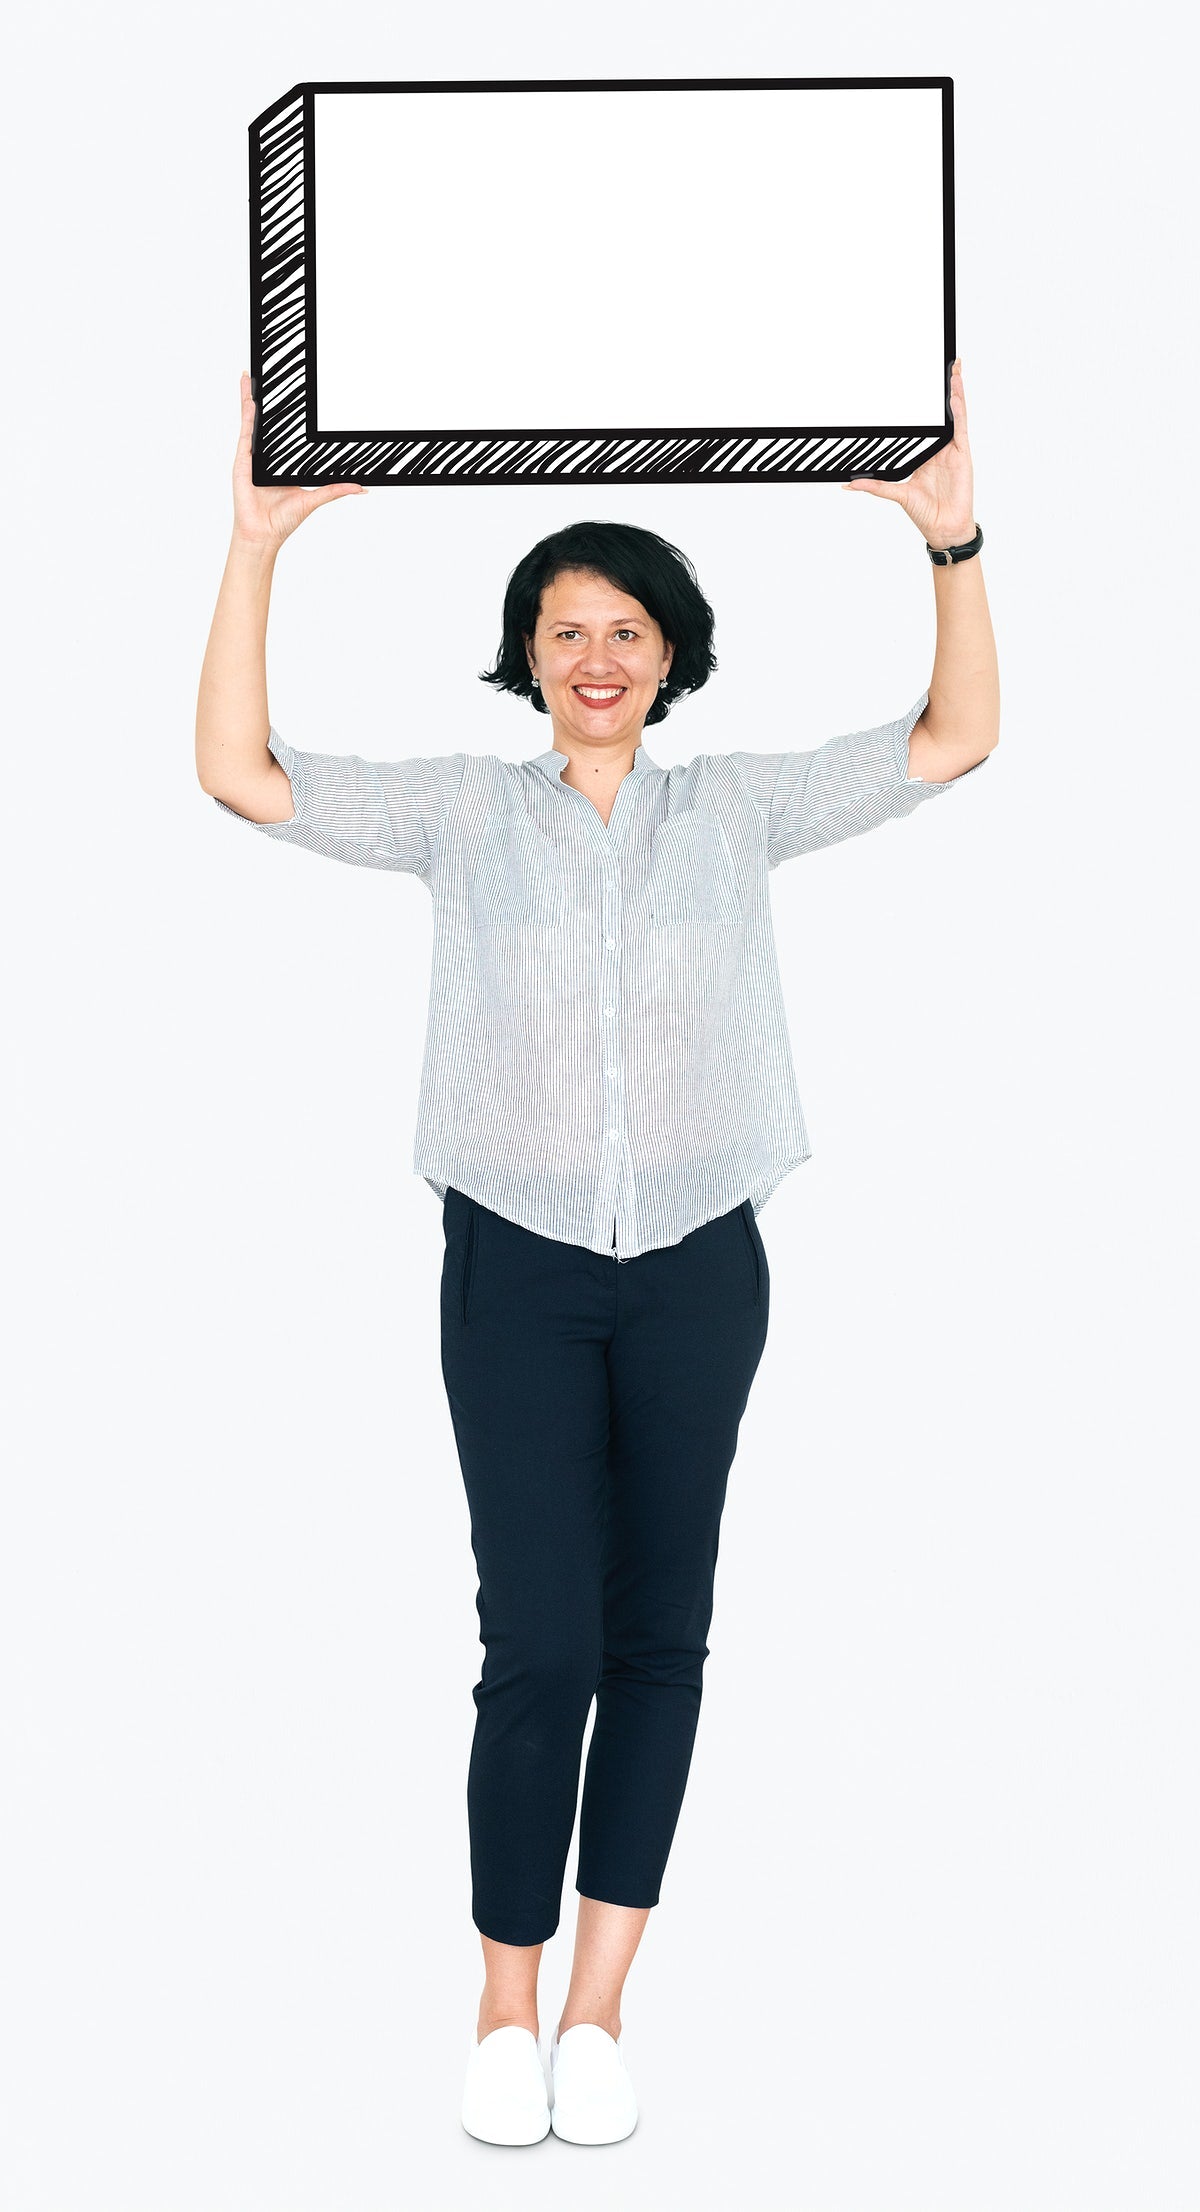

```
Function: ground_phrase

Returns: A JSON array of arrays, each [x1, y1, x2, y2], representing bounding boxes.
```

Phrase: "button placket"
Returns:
[[602, 967, 621, 1143], [601, 860, 625, 1223]]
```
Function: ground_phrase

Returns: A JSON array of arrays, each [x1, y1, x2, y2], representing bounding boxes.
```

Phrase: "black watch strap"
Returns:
[[927, 522, 984, 565]]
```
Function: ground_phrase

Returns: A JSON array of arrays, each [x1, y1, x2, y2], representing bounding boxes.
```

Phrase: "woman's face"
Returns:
[[524, 568, 674, 751]]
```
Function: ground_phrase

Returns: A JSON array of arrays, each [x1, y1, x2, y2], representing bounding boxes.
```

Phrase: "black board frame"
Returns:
[[248, 77, 957, 489]]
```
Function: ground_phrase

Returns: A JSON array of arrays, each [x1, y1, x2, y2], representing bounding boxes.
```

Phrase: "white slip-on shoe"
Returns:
[[461, 2024, 551, 2145], [548, 2023, 639, 2144]]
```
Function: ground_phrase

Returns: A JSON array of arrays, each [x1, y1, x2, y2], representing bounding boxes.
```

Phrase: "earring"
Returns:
[[531, 676, 539, 686]]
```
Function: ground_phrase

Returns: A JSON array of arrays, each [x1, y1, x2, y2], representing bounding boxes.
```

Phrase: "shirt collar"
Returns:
[[529, 743, 660, 783]]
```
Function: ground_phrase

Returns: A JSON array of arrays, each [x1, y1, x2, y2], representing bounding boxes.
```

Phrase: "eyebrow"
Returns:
[[550, 616, 645, 626]]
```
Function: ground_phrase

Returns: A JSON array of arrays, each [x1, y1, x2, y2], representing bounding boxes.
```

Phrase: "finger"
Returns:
[[949, 358, 968, 441], [842, 478, 906, 500], [308, 483, 370, 504]]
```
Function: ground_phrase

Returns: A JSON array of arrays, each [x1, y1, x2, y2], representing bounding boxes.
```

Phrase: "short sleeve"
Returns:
[[212, 725, 467, 877], [727, 692, 990, 870]]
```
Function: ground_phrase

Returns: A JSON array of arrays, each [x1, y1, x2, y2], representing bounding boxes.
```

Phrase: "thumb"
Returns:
[[842, 479, 905, 500], [308, 483, 370, 506]]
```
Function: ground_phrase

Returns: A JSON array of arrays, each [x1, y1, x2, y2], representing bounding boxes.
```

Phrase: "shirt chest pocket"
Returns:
[[648, 814, 741, 927], [475, 816, 567, 927]]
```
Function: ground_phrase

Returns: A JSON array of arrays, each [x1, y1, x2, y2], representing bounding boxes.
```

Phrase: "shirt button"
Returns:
[[608, 1129, 620, 1141], [605, 936, 616, 948], [603, 1004, 614, 1017]]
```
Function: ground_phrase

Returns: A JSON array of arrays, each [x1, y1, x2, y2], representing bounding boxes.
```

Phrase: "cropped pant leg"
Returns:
[[440, 1188, 613, 1946], [576, 1201, 770, 1909], [439, 1187, 769, 1946]]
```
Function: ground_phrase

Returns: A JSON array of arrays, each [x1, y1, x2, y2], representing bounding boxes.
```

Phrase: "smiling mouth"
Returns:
[[573, 686, 627, 705]]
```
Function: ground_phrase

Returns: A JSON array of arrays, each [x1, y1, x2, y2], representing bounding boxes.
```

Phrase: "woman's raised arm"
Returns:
[[195, 372, 367, 821]]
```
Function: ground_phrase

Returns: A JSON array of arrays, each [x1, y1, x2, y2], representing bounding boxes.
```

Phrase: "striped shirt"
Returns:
[[214, 692, 989, 1257]]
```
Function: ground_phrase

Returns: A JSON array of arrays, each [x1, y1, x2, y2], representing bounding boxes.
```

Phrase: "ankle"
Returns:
[[477, 2005, 539, 2043], [556, 2007, 622, 2042]]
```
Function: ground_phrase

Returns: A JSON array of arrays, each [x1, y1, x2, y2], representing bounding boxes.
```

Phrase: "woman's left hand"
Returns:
[[843, 357, 975, 551]]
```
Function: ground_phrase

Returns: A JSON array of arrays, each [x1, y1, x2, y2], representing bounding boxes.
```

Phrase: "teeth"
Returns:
[[576, 686, 624, 698]]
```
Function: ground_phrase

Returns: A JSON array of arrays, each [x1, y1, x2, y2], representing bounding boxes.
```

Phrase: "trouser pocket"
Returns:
[[461, 1202, 479, 1324], [736, 1200, 761, 1303]]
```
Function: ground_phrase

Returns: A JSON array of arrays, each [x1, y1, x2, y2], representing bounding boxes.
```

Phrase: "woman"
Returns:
[[196, 364, 998, 2148]]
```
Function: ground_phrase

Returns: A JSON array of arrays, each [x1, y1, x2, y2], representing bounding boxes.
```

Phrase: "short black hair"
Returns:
[[478, 519, 717, 726]]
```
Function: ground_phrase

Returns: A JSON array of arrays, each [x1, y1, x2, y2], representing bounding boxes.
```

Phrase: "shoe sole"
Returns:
[[462, 2112, 552, 2146], [549, 2110, 638, 2144]]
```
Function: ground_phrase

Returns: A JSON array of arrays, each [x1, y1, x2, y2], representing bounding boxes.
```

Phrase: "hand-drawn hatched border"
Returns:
[[249, 78, 956, 489]]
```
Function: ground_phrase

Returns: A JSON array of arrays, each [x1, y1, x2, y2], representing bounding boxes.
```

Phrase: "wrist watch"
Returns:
[[926, 522, 984, 565]]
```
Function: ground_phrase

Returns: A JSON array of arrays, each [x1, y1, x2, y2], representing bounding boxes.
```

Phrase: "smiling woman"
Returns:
[[480, 517, 717, 729], [476, 519, 717, 827], [197, 373, 997, 2148]]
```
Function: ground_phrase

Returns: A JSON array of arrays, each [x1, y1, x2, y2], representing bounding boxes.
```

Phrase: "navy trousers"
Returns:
[[439, 1187, 770, 1946]]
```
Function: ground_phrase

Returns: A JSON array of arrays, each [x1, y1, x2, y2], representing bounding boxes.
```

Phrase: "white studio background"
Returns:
[[2, 7, 1196, 2212]]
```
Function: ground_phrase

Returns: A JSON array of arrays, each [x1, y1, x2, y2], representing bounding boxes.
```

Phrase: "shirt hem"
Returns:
[[415, 1149, 813, 1255]]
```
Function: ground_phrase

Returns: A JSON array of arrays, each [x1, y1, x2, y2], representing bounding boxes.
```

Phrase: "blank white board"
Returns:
[[248, 79, 956, 487]]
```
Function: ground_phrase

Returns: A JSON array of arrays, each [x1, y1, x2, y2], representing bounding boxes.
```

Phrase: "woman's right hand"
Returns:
[[231, 370, 368, 552]]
